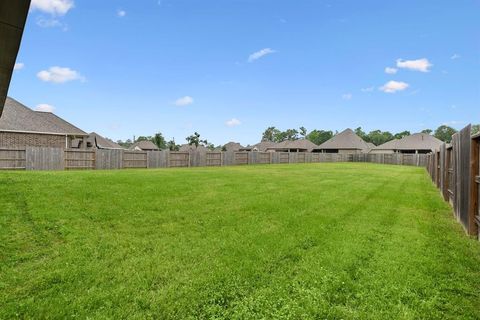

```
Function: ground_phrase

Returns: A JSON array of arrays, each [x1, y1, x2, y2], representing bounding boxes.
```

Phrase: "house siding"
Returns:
[[0, 132, 66, 149]]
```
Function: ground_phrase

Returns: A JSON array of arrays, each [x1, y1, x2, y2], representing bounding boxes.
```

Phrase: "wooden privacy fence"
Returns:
[[426, 124, 480, 239], [0, 148, 429, 172]]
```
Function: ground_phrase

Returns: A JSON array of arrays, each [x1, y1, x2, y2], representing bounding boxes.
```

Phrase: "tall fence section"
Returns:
[[426, 124, 479, 239]]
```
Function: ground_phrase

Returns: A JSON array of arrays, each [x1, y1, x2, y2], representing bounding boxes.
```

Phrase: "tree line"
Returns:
[[261, 124, 480, 146], [115, 124, 480, 150]]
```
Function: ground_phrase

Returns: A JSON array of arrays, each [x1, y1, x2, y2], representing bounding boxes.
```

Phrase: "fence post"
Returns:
[[469, 134, 479, 237]]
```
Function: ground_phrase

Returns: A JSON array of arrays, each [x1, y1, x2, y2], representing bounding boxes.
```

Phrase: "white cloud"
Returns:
[[117, 9, 126, 17], [14, 63, 25, 71], [385, 67, 398, 74], [379, 80, 409, 93], [248, 48, 276, 62], [361, 86, 374, 92], [37, 66, 85, 83], [450, 53, 460, 60], [342, 93, 352, 100], [31, 0, 74, 16], [36, 17, 66, 29], [396, 58, 432, 72], [174, 96, 194, 106], [35, 104, 55, 112], [226, 118, 241, 127]]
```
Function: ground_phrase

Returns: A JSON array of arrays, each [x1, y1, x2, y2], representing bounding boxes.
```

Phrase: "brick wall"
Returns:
[[0, 132, 66, 149]]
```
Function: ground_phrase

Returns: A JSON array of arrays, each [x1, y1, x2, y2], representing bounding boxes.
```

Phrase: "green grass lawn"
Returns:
[[1, 163, 479, 319]]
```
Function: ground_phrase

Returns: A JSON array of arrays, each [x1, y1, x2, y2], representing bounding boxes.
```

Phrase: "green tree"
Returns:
[[394, 131, 411, 140], [367, 130, 394, 146], [434, 125, 457, 143], [284, 129, 299, 141], [299, 126, 307, 138], [136, 136, 151, 142], [421, 129, 433, 135], [167, 139, 179, 151], [306, 130, 333, 145], [261, 127, 281, 142], [471, 124, 480, 135], [152, 132, 167, 150], [117, 139, 133, 148], [186, 132, 208, 148], [355, 127, 369, 142]]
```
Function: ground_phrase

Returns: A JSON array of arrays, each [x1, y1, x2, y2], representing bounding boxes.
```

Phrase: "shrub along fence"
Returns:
[[426, 124, 480, 239]]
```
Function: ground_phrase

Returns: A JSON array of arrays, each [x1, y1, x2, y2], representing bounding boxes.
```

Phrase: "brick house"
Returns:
[[0, 97, 88, 149]]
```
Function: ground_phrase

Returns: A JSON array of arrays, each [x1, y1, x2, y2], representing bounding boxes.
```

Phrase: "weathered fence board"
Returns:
[[206, 152, 222, 166], [96, 149, 123, 170], [452, 126, 472, 232], [26, 147, 63, 170], [234, 152, 249, 165], [65, 149, 95, 170], [0, 148, 25, 170], [169, 152, 189, 168], [147, 151, 168, 168]]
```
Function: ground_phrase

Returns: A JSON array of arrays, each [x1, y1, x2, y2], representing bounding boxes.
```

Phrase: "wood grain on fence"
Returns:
[[65, 149, 95, 170], [206, 152, 222, 166], [26, 147, 64, 170], [469, 132, 479, 237], [169, 152, 189, 167], [0, 148, 25, 170], [96, 149, 123, 170], [234, 152, 249, 165], [123, 151, 147, 169]]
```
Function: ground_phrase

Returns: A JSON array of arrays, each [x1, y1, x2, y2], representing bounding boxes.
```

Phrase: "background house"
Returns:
[[0, 97, 88, 149], [223, 142, 243, 152], [313, 129, 370, 154], [179, 144, 208, 152], [251, 141, 278, 152], [87, 132, 124, 150], [370, 133, 443, 154], [129, 140, 159, 151], [265, 139, 318, 152]]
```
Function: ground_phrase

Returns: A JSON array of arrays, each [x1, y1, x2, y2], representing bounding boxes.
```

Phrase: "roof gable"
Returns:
[[0, 97, 87, 136], [317, 129, 370, 150], [373, 133, 443, 151]]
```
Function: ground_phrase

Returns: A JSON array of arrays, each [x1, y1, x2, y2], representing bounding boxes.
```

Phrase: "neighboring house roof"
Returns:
[[129, 140, 159, 151], [88, 132, 124, 149], [223, 141, 243, 152], [266, 139, 318, 152], [366, 142, 376, 149], [372, 133, 443, 152], [0, 97, 87, 136], [315, 129, 370, 151], [252, 141, 278, 151], [178, 144, 208, 152]]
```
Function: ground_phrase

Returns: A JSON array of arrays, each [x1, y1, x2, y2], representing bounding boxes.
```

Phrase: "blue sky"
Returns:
[[9, 0, 480, 145]]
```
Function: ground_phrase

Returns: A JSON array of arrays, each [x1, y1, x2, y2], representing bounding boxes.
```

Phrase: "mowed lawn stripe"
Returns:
[[0, 163, 479, 319]]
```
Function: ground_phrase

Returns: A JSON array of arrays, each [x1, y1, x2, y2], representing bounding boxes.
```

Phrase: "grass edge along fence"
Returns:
[[426, 124, 480, 239]]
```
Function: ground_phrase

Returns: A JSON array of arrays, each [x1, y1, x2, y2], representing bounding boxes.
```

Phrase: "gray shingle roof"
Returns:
[[0, 97, 87, 136], [223, 141, 243, 152], [129, 140, 159, 151], [179, 144, 208, 152], [266, 139, 318, 152], [372, 133, 443, 152], [315, 129, 370, 151], [88, 132, 124, 149], [252, 141, 278, 151]]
